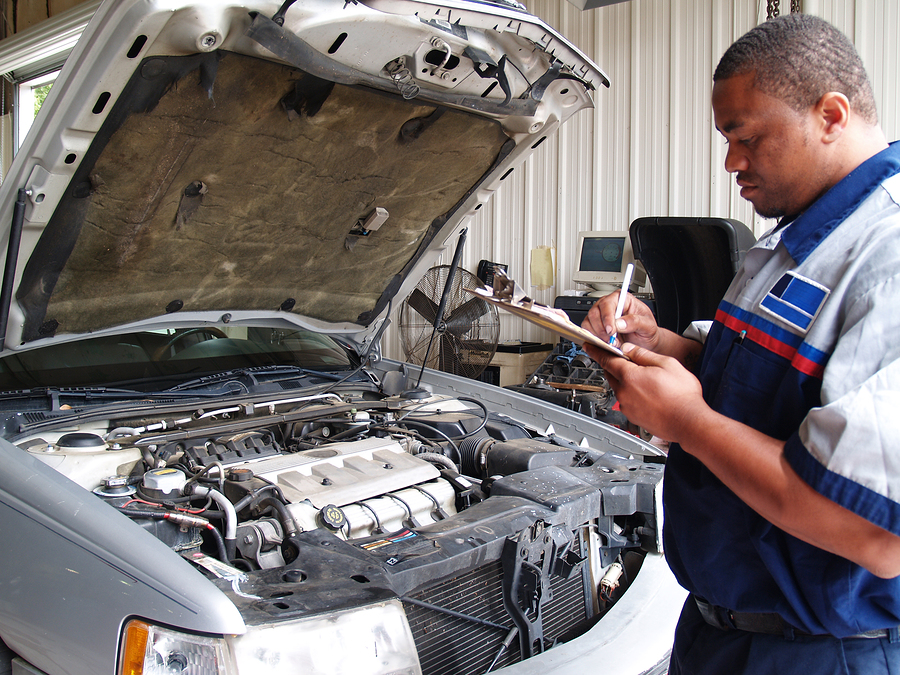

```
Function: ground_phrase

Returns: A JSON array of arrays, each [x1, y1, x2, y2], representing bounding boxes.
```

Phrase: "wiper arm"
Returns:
[[166, 365, 348, 392], [0, 386, 231, 406]]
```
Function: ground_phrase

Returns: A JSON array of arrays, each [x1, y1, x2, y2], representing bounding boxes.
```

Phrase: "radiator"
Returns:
[[403, 557, 591, 675]]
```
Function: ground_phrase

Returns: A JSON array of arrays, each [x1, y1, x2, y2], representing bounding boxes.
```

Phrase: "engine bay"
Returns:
[[13, 379, 663, 672]]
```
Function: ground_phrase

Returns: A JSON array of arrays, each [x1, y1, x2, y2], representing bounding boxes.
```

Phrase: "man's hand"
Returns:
[[582, 292, 703, 367], [582, 290, 661, 350], [594, 344, 704, 442]]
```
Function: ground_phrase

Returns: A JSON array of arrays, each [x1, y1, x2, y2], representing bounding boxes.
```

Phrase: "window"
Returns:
[[16, 70, 59, 149], [0, 0, 99, 179]]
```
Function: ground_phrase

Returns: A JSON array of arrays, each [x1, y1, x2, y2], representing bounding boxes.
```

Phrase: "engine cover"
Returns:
[[248, 437, 440, 508]]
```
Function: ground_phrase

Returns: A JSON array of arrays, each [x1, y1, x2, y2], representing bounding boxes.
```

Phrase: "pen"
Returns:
[[608, 262, 634, 345]]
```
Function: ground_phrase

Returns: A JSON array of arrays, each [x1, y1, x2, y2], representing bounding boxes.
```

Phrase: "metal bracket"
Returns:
[[501, 521, 552, 658]]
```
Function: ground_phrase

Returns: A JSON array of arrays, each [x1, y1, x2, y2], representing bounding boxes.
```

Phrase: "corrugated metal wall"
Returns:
[[382, 0, 900, 362]]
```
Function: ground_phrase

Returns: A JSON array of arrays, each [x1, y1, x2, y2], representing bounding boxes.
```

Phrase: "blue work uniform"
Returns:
[[664, 142, 900, 673]]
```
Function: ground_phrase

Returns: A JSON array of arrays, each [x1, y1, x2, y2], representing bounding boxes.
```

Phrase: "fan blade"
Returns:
[[436, 331, 491, 379], [438, 333, 463, 373], [443, 297, 491, 336], [406, 288, 440, 325]]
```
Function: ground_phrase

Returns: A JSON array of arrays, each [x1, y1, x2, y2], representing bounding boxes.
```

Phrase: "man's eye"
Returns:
[[722, 136, 753, 147]]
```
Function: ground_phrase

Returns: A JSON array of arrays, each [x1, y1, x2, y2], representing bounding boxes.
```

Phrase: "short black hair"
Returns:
[[714, 14, 878, 125]]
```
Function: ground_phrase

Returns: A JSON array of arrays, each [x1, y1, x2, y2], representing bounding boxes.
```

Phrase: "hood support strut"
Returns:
[[0, 188, 27, 350], [414, 227, 467, 389]]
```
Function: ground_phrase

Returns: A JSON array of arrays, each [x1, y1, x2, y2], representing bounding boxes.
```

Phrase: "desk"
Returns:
[[481, 342, 552, 387]]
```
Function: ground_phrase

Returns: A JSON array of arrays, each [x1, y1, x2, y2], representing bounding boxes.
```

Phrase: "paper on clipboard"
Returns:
[[467, 270, 628, 359]]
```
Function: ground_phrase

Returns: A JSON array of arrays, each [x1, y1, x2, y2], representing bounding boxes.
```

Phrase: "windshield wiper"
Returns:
[[0, 386, 233, 406], [165, 364, 349, 392]]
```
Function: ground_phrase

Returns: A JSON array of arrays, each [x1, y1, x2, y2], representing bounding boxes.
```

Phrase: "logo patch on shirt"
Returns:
[[759, 271, 830, 333]]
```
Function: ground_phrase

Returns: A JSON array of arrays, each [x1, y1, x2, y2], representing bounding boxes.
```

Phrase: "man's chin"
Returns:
[[748, 196, 785, 219], [753, 204, 785, 219], [741, 185, 786, 219]]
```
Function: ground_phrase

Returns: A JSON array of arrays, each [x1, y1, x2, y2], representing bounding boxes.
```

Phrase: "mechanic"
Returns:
[[582, 14, 900, 675]]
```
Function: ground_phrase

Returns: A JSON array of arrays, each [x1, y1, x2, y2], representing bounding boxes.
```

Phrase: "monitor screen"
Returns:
[[572, 230, 646, 294], [579, 236, 626, 273]]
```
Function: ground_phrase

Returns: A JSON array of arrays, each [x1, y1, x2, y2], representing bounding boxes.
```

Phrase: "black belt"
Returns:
[[694, 596, 898, 640]]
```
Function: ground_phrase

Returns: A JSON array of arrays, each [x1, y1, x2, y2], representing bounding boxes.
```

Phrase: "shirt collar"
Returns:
[[780, 140, 900, 263]]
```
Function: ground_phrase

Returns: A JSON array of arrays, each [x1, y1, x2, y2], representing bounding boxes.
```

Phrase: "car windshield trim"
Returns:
[[166, 364, 353, 392]]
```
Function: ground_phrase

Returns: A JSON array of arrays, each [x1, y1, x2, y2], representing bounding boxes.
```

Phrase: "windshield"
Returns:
[[0, 327, 355, 392]]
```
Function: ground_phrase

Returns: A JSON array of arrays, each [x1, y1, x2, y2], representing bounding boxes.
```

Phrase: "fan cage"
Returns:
[[399, 266, 500, 379]]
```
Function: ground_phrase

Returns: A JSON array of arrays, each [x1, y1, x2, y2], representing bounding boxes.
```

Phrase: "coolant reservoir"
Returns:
[[25, 432, 143, 490], [142, 468, 187, 499]]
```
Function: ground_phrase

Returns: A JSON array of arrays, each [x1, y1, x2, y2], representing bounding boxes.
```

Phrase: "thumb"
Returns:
[[621, 342, 667, 367]]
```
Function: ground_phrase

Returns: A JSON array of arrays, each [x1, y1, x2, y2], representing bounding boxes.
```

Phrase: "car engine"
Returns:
[[14, 384, 663, 675]]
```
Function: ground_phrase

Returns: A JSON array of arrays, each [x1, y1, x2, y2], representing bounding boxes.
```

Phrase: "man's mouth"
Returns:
[[736, 175, 757, 198]]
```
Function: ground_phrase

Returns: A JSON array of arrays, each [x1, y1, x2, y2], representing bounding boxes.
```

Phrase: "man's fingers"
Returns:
[[622, 342, 673, 367], [583, 343, 622, 370], [581, 293, 622, 340], [601, 290, 624, 336]]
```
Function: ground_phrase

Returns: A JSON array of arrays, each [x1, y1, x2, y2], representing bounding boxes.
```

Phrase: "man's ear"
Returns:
[[817, 91, 851, 143]]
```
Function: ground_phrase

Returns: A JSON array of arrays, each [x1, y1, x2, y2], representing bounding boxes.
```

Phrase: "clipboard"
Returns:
[[467, 270, 628, 360]]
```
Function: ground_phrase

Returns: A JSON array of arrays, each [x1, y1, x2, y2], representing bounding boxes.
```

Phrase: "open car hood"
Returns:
[[0, 0, 605, 355]]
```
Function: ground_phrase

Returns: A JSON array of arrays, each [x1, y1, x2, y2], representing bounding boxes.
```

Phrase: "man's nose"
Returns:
[[724, 145, 749, 173]]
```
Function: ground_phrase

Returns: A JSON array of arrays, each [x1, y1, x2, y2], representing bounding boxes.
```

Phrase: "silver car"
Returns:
[[0, 0, 684, 673]]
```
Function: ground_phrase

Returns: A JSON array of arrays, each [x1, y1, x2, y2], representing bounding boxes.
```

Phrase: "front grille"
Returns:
[[403, 558, 590, 675]]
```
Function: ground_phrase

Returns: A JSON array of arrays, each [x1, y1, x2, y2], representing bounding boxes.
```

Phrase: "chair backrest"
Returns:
[[629, 217, 755, 335]]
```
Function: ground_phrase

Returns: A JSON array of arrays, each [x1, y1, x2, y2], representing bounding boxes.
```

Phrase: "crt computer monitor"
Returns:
[[572, 230, 646, 295]]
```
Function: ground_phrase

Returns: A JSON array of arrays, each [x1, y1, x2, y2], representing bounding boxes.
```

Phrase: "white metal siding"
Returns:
[[382, 0, 900, 363]]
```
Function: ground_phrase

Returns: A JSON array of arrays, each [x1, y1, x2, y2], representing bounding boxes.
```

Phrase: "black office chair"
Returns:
[[629, 217, 756, 335]]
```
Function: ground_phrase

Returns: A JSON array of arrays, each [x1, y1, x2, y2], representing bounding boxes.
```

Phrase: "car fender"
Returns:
[[0, 438, 244, 675]]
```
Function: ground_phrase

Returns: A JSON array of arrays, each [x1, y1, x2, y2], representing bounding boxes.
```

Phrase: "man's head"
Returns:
[[715, 14, 877, 126], [712, 15, 885, 219]]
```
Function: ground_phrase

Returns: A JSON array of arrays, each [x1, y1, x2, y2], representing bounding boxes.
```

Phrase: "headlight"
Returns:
[[229, 599, 421, 675], [119, 619, 235, 675]]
